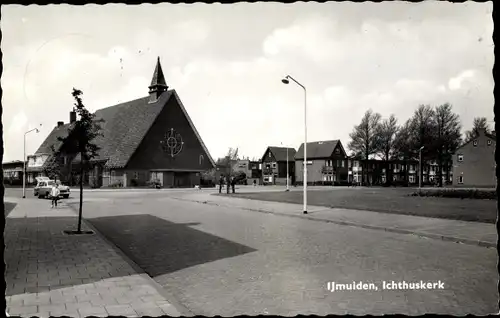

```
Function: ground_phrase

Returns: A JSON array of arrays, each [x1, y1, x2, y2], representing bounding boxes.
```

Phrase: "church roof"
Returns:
[[37, 58, 215, 170]]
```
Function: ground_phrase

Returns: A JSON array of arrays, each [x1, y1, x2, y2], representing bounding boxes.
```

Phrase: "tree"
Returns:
[[433, 103, 462, 187], [57, 88, 104, 233], [226, 147, 239, 160], [393, 119, 413, 184], [375, 114, 399, 185], [348, 109, 382, 185], [408, 105, 437, 184], [464, 117, 490, 143]]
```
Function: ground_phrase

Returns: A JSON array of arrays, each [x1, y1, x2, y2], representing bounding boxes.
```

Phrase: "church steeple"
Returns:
[[148, 57, 169, 103]]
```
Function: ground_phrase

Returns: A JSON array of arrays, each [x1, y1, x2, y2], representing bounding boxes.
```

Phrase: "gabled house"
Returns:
[[30, 57, 215, 188], [261, 146, 296, 185], [453, 128, 496, 187], [2, 160, 25, 186], [294, 140, 348, 184]]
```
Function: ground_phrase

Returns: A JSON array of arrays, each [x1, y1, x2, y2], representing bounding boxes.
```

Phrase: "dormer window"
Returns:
[[487, 140, 492, 146], [335, 148, 340, 154], [458, 154, 464, 162], [473, 140, 478, 147]]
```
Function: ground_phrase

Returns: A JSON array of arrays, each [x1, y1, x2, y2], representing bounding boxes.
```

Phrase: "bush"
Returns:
[[410, 189, 497, 200], [130, 179, 139, 187], [146, 179, 162, 189], [108, 180, 123, 188]]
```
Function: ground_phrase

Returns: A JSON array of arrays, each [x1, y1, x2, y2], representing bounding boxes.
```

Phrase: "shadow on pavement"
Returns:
[[87, 214, 257, 277], [5, 202, 17, 216], [5, 217, 139, 296]]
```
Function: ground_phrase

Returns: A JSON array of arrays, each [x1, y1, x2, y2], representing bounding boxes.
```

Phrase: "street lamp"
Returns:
[[281, 142, 290, 192], [419, 146, 425, 192], [23, 125, 42, 198], [282, 75, 307, 214]]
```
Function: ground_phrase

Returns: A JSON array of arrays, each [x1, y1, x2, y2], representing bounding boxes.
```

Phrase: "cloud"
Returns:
[[448, 70, 476, 91]]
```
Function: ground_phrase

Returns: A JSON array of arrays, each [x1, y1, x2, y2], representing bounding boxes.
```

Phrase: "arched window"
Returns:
[[199, 155, 204, 165]]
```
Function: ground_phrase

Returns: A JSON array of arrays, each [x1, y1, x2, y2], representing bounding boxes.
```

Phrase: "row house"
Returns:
[[261, 146, 296, 185], [348, 158, 420, 185], [453, 128, 496, 188], [294, 140, 349, 184]]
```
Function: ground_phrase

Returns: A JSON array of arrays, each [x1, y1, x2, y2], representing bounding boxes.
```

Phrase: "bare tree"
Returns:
[[433, 103, 462, 187], [464, 117, 490, 143], [375, 114, 399, 185], [348, 109, 382, 185], [393, 119, 413, 184]]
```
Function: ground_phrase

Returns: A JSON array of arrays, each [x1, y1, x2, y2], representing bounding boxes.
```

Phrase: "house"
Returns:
[[261, 146, 296, 185], [452, 128, 496, 188], [348, 158, 419, 185], [2, 160, 25, 186], [30, 57, 215, 188], [294, 140, 348, 184]]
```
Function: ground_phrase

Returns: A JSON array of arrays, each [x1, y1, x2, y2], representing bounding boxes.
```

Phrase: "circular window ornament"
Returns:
[[161, 128, 184, 157]]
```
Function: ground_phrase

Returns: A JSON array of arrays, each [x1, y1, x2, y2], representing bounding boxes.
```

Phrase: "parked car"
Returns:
[[34, 177, 70, 199]]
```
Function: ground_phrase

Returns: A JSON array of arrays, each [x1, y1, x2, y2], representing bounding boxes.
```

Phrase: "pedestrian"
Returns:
[[231, 176, 236, 193], [219, 175, 224, 193], [50, 183, 60, 208], [253, 179, 257, 187], [226, 175, 231, 194]]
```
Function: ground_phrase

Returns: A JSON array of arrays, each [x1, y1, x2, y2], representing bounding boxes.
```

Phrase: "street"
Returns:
[[4, 187, 498, 315]]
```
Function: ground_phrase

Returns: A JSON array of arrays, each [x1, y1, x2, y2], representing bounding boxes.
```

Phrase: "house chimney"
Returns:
[[57, 121, 64, 127], [70, 111, 77, 123]]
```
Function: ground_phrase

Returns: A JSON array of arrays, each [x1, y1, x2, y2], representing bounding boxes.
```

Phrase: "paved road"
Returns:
[[44, 189, 500, 316]]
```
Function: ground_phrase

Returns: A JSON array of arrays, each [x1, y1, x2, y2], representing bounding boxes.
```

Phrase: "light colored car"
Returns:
[[34, 177, 70, 199]]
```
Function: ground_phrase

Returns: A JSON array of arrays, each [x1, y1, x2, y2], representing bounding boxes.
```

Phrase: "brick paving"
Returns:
[[72, 192, 498, 316], [170, 192, 497, 248], [4, 197, 183, 318]]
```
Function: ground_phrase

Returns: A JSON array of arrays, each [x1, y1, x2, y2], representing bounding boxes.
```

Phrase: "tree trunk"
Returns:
[[77, 155, 84, 233]]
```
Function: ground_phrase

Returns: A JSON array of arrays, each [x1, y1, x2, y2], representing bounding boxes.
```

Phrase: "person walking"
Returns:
[[219, 175, 224, 193], [50, 183, 60, 208]]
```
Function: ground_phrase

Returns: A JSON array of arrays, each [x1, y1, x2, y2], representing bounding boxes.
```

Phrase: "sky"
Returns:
[[1, 2, 494, 163]]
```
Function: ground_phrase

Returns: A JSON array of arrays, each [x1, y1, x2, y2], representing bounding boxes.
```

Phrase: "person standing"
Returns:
[[219, 175, 224, 193], [231, 176, 236, 193], [51, 183, 60, 208], [226, 175, 231, 194]]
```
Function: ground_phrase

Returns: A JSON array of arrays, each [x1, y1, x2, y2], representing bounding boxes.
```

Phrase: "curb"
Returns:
[[64, 202, 195, 317], [171, 197, 496, 249]]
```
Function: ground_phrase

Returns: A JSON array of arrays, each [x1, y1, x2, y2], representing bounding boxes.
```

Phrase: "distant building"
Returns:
[[348, 158, 419, 186], [452, 128, 496, 188], [29, 57, 215, 188], [2, 160, 25, 186], [294, 140, 348, 184], [261, 146, 296, 185]]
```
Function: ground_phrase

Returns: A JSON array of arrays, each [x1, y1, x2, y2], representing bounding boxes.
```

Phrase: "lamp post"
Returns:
[[419, 146, 424, 192], [281, 142, 290, 192], [282, 75, 307, 214], [23, 125, 41, 198]]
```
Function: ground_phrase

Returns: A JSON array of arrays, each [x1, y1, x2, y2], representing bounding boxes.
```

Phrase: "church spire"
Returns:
[[148, 57, 169, 103]]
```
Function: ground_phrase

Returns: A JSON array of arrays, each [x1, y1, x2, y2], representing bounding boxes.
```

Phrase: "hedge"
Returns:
[[410, 189, 497, 200]]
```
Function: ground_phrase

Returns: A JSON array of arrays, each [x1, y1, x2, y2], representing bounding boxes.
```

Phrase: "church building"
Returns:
[[29, 57, 215, 188]]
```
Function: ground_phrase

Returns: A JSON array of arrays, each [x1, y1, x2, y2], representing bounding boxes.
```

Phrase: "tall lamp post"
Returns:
[[281, 142, 290, 192], [282, 75, 307, 214], [23, 125, 41, 198], [419, 146, 425, 192]]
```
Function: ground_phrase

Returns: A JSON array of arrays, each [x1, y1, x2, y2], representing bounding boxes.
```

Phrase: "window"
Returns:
[[111, 170, 116, 177], [199, 155, 204, 165], [473, 140, 478, 147], [272, 162, 277, 168], [487, 140, 492, 146], [409, 176, 415, 183], [458, 176, 463, 184], [341, 160, 345, 168], [458, 154, 464, 162], [348, 160, 352, 168], [134, 172, 139, 179], [306, 161, 313, 165], [268, 152, 272, 158]]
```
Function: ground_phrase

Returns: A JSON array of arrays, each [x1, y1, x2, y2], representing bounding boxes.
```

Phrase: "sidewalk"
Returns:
[[4, 197, 186, 318], [171, 192, 497, 248]]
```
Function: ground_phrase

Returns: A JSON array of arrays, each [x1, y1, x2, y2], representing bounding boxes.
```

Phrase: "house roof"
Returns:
[[35, 123, 76, 155], [294, 140, 340, 160], [263, 146, 296, 162], [456, 129, 497, 152]]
